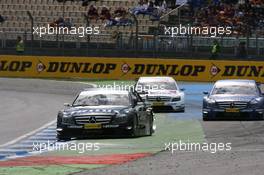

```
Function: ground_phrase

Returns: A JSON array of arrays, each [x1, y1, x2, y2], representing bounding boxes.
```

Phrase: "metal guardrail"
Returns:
[[0, 31, 264, 57]]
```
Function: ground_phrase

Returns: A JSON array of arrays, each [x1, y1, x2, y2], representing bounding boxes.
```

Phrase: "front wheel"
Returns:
[[57, 132, 71, 141], [174, 107, 185, 113], [203, 114, 211, 121], [179, 108, 185, 113]]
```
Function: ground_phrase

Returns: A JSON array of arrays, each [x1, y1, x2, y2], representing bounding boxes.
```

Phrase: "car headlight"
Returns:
[[250, 98, 261, 105], [172, 96, 181, 102], [116, 114, 128, 118], [115, 109, 130, 118], [62, 112, 71, 118], [61, 112, 74, 124], [207, 99, 216, 107]]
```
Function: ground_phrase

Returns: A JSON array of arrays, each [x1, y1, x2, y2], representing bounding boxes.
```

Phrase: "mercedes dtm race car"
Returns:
[[56, 89, 154, 140], [203, 79, 264, 120], [135, 76, 185, 112]]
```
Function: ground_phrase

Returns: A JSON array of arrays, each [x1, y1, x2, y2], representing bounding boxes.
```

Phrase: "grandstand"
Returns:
[[0, 0, 160, 44], [0, 0, 263, 59]]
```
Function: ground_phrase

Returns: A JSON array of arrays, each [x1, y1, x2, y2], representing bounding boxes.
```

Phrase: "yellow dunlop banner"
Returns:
[[0, 55, 264, 82]]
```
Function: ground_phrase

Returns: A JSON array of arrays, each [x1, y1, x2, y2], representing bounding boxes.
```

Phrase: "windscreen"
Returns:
[[211, 83, 258, 95], [136, 80, 177, 91], [73, 93, 130, 106]]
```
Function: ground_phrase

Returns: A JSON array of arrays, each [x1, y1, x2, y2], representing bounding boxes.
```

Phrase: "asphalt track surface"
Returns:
[[0, 78, 264, 175], [0, 78, 94, 146]]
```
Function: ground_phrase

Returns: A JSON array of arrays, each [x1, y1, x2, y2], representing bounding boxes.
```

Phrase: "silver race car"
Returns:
[[203, 79, 264, 120], [135, 76, 185, 112]]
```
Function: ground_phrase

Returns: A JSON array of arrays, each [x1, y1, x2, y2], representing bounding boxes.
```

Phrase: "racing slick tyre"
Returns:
[[57, 132, 71, 141], [174, 107, 185, 113], [146, 116, 154, 136], [179, 108, 185, 113], [57, 118, 71, 141], [257, 114, 264, 121], [130, 116, 139, 137], [203, 115, 211, 121]]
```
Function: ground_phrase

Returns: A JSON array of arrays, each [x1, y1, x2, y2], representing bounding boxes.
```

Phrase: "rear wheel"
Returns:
[[257, 114, 264, 121], [130, 116, 138, 137], [146, 116, 154, 136]]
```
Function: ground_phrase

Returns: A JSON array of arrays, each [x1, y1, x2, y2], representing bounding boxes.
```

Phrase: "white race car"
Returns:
[[135, 76, 185, 112]]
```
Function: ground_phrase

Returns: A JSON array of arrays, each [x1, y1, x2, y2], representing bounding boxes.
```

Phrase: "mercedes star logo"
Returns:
[[89, 116, 96, 123]]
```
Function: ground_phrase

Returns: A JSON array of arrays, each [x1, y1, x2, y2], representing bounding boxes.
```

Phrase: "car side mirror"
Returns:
[[180, 88, 185, 91], [132, 98, 138, 107], [203, 91, 209, 95], [138, 91, 148, 95], [64, 103, 71, 107]]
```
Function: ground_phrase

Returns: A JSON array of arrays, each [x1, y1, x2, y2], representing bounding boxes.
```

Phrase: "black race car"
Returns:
[[203, 79, 264, 121], [56, 89, 154, 140]]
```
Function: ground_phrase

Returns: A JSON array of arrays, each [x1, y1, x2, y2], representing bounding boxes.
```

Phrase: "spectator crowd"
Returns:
[[130, 0, 168, 20], [51, 0, 264, 36], [87, 5, 133, 27], [189, 0, 264, 36]]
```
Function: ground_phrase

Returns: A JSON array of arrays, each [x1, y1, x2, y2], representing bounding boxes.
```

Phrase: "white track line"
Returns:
[[0, 119, 56, 148]]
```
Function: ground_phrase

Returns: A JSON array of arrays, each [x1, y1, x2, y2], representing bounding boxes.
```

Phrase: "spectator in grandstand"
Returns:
[[147, 1, 156, 13], [130, 0, 164, 19], [50, 17, 65, 28], [50, 17, 73, 29], [154, 0, 163, 6], [0, 15, 5, 23], [210, 40, 220, 59], [87, 5, 99, 19], [63, 18, 73, 29], [130, 0, 149, 15], [16, 36, 25, 54], [100, 6, 111, 20], [153, 0, 168, 16], [114, 7, 127, 17], [146, 1, 162, 19], [104, 14, 133, 27], [57, 17, 66, 27], [103, 7, 133, 27]]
